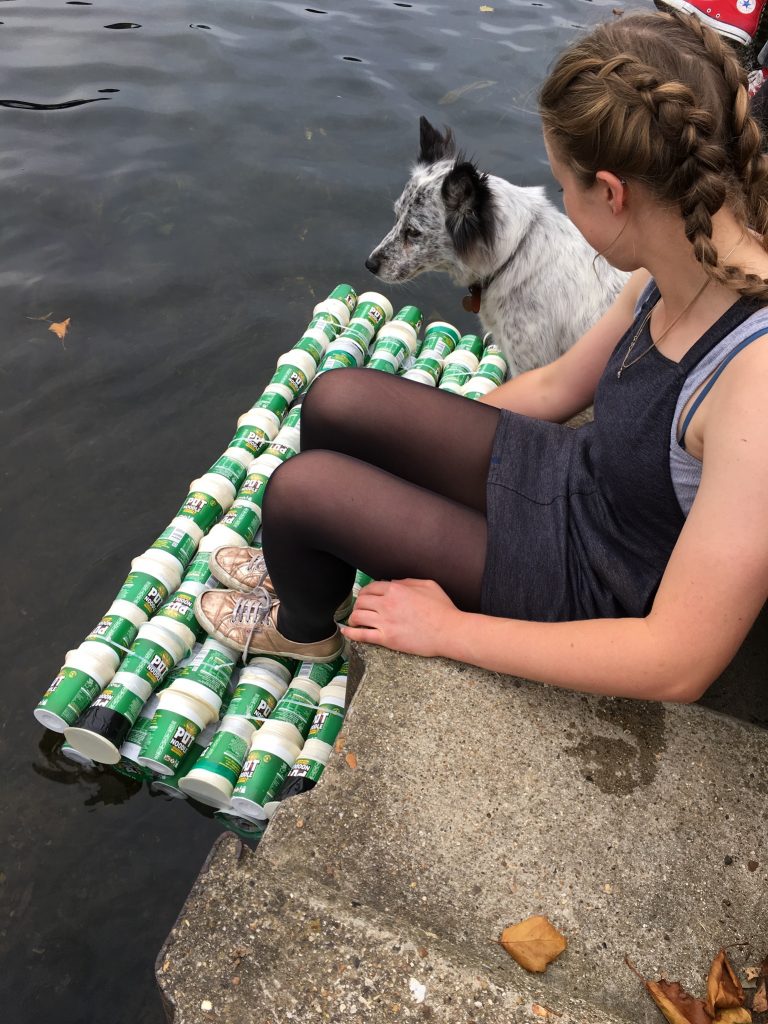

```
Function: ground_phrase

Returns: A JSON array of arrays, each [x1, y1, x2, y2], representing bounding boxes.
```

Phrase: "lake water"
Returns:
[[0, 0, 678, 1021]]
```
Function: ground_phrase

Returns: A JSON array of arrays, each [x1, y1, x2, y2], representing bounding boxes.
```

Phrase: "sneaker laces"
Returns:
[[230, 587, 273, 663], [243, 551, 269, 589]]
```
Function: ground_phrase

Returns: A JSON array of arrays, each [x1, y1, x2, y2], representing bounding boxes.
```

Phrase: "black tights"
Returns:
[[261, 368, 501, 641]]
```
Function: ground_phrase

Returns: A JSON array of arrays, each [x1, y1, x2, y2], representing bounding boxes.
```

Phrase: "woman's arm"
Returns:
[[480, 268, 650, 422], [343, 334, 768, 703]]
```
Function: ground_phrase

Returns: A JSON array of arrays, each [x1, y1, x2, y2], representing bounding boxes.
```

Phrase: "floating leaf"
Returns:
[[480, 4, 494, 10], [707, 950, 745, 1016], [499, 915, 567, 973], [438, 79, 495, 105], [714, 1011, 751, 1023], [49, 318, 70, 341], [753, 981, 767, 1014]]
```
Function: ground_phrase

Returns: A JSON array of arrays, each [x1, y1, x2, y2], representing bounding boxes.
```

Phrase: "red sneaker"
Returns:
[[658, 0, 766, 45]]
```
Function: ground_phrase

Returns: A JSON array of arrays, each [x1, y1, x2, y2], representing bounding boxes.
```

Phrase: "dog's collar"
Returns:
[[462, 226, 533, 314], [463, 253, 514, 314]]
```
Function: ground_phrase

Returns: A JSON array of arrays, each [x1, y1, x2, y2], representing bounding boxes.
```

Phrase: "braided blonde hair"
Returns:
[[539, 10, 768, 301]]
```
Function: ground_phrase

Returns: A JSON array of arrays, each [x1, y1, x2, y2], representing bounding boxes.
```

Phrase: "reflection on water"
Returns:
[[0, 1, 640, 1023]]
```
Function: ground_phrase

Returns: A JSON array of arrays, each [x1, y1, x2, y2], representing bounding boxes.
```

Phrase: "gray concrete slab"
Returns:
[[158, 642, 767, 1024]]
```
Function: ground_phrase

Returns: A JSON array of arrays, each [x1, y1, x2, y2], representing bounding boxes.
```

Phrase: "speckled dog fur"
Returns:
[[366, 117, 628, 377]]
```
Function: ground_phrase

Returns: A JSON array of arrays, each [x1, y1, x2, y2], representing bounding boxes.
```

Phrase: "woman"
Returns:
[[195, 10, 768, 704]]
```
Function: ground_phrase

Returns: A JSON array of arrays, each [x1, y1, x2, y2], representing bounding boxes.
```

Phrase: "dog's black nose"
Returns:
[[365, 255, 380, 275]]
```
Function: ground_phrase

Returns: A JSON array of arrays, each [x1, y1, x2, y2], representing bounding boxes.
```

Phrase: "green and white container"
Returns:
[[211, 499, 262, 547], [119, 622, 188, 692], [401, 355, 443, 387], [117, 555, 181, 618], [80, 600, 147, 671], [149, 722, 216, 798], [236, 453, 282, 507], [230, 730, 303, 821], [419, 321, 460, 359], [271, 736, 334, 806], [308, 682, 346, 747], [205, 451, 249, 491], [226, 665, 288, 727], [179, 715, 255, 807], [182, 550, 217, 589], [438, 349, 480, 394], [149, 519, 202, 570], [64, 673, 153, 764], [230, 409, 280, 458], [269, 678, 322, 738], [115, 694, 160, 780], [35, 649, 112, 732], [187, 473, 237, 519], [175, 488, 225, 533], [169, 637, 236, 719], [138, 689, 212, 776], [152, 582, 206, 651]]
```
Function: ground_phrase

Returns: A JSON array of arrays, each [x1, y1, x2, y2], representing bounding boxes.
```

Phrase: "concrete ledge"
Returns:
[[157, 643, 767, 1023]]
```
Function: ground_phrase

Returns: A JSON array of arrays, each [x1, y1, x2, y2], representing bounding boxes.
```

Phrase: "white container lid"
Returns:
[[246, 453, 283, 476], [273, 424, 300, 453], [444, 351, 480, 372], [63, 648, 113, 687], [199, 526, 249, 553], [188, 473, 237, 508], [276, 349, 318, 378], [179, 772, 231, 808], [287, 678, 322, 704], [256, 718, 303, 748], [367, 350, 400, 370], [312, 297, 351, 327], [106, 600, 149, 628], [375, 320, 418, 348], [77, 641, 120, 673], [138, 549, 185, 586], [463, 376, 496, 395], [219, 715, 257, 744], [156, 688, 212, 729], [222, 447, 254, 470], [231, 497, 261, 514], [356, 291, 394, 320], [317, 684, 346, 709], [300, 737, 334, 764], [237, 408, 280, 435], [130, 554, 181, 594], [400, 368, 437, 387], [136, 621, 188, 664], [150, 779, 187, 799], [108, 673, 154, 701], [150, 617, 196, 656], [246, 730, 302, 766], [260, 381, 294, 403], [424, 320, 460, 338], [323, 339, 365, 365], [168, 679, 222, 720], [168, 516, 204, 544], [238, 667, 290, 698]]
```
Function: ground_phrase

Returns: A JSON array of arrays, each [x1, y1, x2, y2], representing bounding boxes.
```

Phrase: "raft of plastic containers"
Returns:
[[34, 284, 508, 842]]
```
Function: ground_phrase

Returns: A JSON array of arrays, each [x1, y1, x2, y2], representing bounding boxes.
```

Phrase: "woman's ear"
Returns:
[[595, 170, 627, 215]]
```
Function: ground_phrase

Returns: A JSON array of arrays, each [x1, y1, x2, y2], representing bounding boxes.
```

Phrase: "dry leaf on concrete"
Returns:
[[752, 980, 767, 1014], [498, 915, 566, 973], [708, 950, 746, 1016], [49, 317, 70, 340], [626, 961, 710, 1024], [345, 751, 358, 770], [713, 1010, 752, 1023]]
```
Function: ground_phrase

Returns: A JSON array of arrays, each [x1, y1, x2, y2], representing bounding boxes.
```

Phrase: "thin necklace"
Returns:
[[616, 235, 745, 381]]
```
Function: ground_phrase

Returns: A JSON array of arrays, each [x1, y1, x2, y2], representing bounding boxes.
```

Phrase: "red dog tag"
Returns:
[[462, 284, 482, 314]]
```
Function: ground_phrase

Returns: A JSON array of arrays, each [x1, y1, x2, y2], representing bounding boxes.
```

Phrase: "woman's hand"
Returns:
[[340, 578, 462, 657]]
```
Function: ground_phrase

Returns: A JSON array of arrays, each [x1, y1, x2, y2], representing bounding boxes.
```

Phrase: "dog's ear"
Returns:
[[418, 116, 456, 164], [441, 161, 495, 257]]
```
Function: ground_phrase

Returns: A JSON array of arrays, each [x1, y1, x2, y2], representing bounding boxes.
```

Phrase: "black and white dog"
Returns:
[[366, 117, 628, 376]]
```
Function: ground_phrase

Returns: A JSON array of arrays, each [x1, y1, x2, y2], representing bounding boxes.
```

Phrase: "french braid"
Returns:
[[539, 10, 768, 302]]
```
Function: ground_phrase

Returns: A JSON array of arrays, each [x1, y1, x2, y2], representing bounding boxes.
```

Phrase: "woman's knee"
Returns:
[[300, 369, 358, 450], [261, 450, 345, 523]]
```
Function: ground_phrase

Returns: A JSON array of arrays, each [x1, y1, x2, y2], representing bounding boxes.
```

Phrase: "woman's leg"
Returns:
[[261, 449, 489, 642], [299, 368, 501, 512]]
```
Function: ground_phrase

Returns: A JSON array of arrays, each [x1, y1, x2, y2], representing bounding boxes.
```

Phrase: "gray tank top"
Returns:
[[627, 282, 768, 515]]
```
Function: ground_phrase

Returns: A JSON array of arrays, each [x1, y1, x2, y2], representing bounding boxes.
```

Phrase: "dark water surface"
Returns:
[[0, 1, 641, 1021]]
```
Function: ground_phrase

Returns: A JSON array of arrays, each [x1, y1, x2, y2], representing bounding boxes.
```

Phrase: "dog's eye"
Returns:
[[404, 227, 422, 241]]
